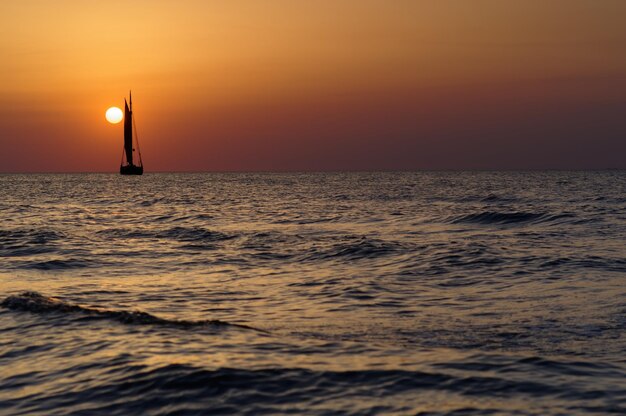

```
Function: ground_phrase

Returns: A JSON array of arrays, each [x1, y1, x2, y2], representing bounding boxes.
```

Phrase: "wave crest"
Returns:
[[450, 211, 574, 225], [97, 226, 233, 243], [1, 292, 260, 331], [306, 238, 407, 261], [4, 362, 607, 416], [0, 228, 65, 256]]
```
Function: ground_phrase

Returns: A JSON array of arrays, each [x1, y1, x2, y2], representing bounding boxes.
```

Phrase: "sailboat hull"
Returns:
[[120, 165, 144, 175]]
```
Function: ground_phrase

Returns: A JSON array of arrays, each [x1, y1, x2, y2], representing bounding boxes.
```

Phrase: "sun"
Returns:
[[105, 107, 123, 124]]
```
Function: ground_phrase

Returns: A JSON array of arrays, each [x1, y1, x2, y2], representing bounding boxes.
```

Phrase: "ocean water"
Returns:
[[0, 172, 625, 415]]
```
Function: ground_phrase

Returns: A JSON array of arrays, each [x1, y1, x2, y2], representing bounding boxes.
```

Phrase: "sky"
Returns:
[[1, 0, 625, 172]]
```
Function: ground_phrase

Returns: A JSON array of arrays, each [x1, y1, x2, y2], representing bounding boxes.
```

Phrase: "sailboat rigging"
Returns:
[[120, 91, 144, 175]]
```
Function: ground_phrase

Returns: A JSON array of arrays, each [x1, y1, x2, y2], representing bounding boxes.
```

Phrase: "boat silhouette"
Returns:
[[120, 91, 144, 175]]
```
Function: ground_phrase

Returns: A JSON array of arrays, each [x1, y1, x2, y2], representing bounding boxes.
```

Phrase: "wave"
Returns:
[[305, 238, 408, 261], [539, 256, 626, 273], [272, 216, 341, 225], [18, 258, 96, 270], [0, 229, 65, 257], [454, 194, 517, 203], [136, 197, 167, 207], [1, 292, 261, 331], [97, 226, 233, 243], [4, 361, 620, 416], [0, 228, 66, 243], [450, 211, 575, 225], [480, 194, 507, 202]]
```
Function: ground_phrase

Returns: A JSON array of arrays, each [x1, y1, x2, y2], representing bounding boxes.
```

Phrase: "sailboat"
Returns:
[[120, 91, 144, 175]]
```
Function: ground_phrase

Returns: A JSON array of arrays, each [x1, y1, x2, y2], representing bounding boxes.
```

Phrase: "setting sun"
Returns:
[[105, 107, 123, 124]]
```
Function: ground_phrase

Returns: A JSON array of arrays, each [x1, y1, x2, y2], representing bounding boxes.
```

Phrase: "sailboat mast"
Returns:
[[123, 95, 133, 166]]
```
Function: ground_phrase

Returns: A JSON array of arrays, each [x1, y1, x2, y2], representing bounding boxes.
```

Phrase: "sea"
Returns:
[[0, 172, 625, 415]]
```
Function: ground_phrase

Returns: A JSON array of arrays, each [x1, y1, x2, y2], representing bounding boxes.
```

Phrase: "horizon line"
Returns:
[[0, 168, 624, 174]]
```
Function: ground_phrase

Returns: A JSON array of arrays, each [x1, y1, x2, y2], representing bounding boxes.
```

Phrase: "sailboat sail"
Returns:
[[119, 91, 143, 175], [124, 99, 133, 166]]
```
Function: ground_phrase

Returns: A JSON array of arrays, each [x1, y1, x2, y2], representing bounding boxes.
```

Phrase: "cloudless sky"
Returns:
[[1, 0, 625, 172]]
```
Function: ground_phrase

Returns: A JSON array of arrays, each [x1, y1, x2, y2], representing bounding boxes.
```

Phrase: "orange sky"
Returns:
[[1, 0, 625, 171]]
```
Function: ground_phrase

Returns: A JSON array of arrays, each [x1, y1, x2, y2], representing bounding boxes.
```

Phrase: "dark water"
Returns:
[[1, 172, 625, 415]]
